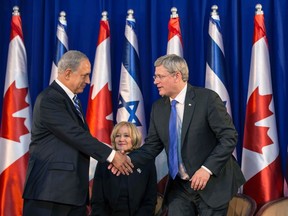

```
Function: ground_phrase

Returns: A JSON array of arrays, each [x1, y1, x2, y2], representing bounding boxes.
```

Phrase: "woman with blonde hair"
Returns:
[[110, 121, 142, 153], [91, 121, 157, 216]]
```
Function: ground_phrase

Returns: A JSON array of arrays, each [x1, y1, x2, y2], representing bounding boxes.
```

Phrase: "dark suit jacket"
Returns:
[[90, 160, 157, 216], [129, 84, 246, 208], [22, 81, 113, 206]]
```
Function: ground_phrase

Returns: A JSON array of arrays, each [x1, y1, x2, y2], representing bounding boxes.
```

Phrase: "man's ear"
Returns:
[[64, 69, 72, 79], [175, 71, 182, 81]]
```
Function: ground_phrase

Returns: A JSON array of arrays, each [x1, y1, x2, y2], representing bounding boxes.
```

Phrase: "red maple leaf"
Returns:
[[243, 87, 273, 153], [0, 81, 29, 142], [86, 83, 113, 145]]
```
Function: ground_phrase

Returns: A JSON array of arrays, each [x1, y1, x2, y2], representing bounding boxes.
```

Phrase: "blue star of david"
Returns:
[[118, 95, 142, 126]]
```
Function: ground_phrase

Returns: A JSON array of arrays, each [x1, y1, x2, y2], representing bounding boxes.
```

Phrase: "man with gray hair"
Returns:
[[23, 50, 133, 216], [127, 54, 245, 215]]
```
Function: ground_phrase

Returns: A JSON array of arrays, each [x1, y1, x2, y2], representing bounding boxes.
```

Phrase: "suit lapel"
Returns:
[[181, 85, 195, 146], [50, 81, 88, 127]]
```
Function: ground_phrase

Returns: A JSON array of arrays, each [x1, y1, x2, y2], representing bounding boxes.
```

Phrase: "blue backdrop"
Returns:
[[0, 0, 287, 176]]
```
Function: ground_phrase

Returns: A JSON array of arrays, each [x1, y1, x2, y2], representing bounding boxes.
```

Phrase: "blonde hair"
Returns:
[[110, 121, 142, 151]]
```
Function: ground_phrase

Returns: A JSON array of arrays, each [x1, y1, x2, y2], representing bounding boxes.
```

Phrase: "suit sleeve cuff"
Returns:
[[106, 150, 116, 163], [201, 165, 213, 175]]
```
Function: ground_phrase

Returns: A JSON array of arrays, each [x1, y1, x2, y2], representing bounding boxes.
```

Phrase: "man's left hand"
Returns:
[[189, 167, 211, 190]]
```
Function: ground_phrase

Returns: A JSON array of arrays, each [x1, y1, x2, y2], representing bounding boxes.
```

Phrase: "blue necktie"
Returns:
[[73, 95, 84, 122], [169, 99, 178, 179]]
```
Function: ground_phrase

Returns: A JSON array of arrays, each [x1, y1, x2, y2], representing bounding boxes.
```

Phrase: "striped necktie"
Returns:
[[73, 95, 84, 122]]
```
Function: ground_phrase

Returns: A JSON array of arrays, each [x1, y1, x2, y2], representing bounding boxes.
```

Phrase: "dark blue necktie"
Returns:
[[169, 99, 178, 179], [73, 95, 84, 122]]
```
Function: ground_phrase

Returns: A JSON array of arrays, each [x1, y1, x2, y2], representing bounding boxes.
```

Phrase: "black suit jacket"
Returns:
[[91, 160, 157, 216], [22, 81, 113, 206], [129, 84, 245, 208]]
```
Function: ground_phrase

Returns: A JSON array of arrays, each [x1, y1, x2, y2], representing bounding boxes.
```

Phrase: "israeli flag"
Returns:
[[205, 6, 232, 117], [205, 6, 236, 158], [116, 10, 147, 142], [50, 11, 68, 84]]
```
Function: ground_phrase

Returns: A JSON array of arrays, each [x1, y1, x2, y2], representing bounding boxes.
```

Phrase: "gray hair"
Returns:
[[154, 54, 189, 81], [58, 50, 88, 74]]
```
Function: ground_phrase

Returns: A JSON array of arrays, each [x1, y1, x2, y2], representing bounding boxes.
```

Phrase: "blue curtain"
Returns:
[[0, 0, 287, 173]]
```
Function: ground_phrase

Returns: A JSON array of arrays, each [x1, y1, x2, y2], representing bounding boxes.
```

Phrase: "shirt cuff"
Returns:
[[201, 165, 213, 175], [106, 149, 116, 163]]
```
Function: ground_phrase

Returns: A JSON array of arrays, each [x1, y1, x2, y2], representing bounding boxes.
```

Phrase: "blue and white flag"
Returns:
[[205, 5, 232, 116], [50, 11, 69, 84], [205, 6, 236, 157], [116, 9, 146, 142]]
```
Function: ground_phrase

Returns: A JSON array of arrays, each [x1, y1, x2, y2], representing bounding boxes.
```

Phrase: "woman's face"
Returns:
[[114, 125, 133, 153]]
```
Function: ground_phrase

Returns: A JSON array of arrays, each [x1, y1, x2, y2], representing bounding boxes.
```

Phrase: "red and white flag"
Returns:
[[241, 4, 283, 208], [166, 7, 183, 57], [155, 7, 184, 195], [86, 11, 113, 195], [0, 6, 31, 216]]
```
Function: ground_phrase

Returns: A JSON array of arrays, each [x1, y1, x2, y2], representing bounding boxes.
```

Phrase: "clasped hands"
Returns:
[[109, 151, 134, 176]]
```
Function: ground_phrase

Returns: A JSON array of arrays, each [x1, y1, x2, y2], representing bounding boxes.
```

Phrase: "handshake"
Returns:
[[109, 151, 134, 176]]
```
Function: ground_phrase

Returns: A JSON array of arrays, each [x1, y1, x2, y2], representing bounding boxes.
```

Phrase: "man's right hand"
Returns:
[[111, 151, 134, 175]]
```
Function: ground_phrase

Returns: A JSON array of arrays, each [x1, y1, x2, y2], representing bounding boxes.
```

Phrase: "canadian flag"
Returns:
[[166, 7, 183, 57], [241, 4, 283, 208], [0, 6, 32, 216], [86, 11, 113, 197], [155, 7, 184, 195]]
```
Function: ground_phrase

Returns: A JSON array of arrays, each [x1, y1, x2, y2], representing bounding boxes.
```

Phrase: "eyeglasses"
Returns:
[[153, 73, 175, 81]]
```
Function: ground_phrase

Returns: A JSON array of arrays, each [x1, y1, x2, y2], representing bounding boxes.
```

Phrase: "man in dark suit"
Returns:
[[127, 54, 246, 216], [22, 50, 133, 216]]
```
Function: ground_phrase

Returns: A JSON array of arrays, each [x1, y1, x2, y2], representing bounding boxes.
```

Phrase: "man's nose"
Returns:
[[86, 75, 90, 84]]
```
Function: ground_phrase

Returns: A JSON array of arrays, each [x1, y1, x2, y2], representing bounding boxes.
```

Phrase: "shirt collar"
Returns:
[[55, 79, 75, 100], [170, 83, 187, 105]]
